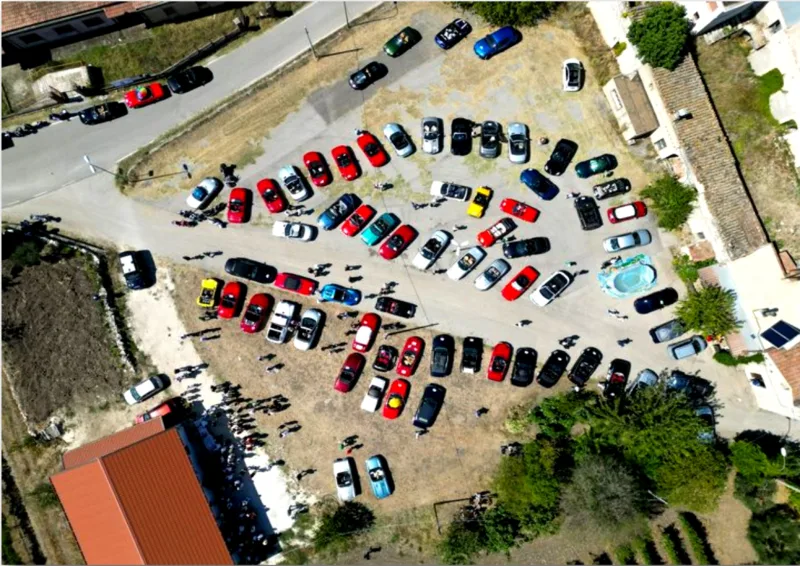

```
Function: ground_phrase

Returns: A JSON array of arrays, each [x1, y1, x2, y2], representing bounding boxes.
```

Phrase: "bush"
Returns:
[[640, 175, 697, 231], [614, 544, 636, 565], [454, 2, 558, 27], [713, 350, 765, 366], [734, 473, 777, 512], [8, 241, 42, 271], [676, 284, 741, 338], [747, 504, 800, 564], [627, 3, 691, 70], [732, 441, 772, 481], [613, 41, 627, 56], [313, 502, 375, 556], [438, 520, 484, 565], [529, 390, 593, 438], [678, 513, 717, 565], [28, 483, 59, 509], [672, 254, 699, 284], [504, 405, 532, 434]]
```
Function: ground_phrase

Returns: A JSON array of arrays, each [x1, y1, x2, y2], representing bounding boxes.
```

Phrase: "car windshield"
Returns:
[[434, 351, 447, 365], [539, 286, 554, 300], [221, 294, 236, 308], [244, 306, 262, 322], [402, 351, 417, 365], [459, 254, 476, 269], [510, 135, 525, 151], [491, 358, 506, 372], [485, 35, 497, 49], [364, 142, 379, 156], [568, 68, 579, 82], [336, 472, 352, 487], [309, 161, 324, 175], [368, 385, 382, 397], [301, 317, 317, 330], [284, 277, 299, 290], [263, 188, 277, 201], [486, 267, 500, 280], [390, 132, 408, 149], [336, 153, 351, 167], [590, 158, 605, 171], [474, 193, 489, 206], [372, 219, 387, 233], [230, 200, 242, 211], [424, 238, 442, 255], [388, 235, 404, 249], [513, 204, 527, 216], [353, 71, 367, 85], [339, 369, 355, 384], [330, 288, 344, 301], [453, 131, 467, 140], [349, 214, 365, 228], [514, 275, 530, 289]]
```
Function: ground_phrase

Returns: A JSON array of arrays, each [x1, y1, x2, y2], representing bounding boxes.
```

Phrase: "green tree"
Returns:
[[482, 505, 522, 554], [627, 3, 692, 71], [530, 390, 594, 439], [454, 2, 558, 27], [313, 501, 375, 555], [438, 520, 484, 565], [748, 505, 800, 564], [28, 483, 59, 509], [654, 446, 729, 512], [732, 441, 772, 481], [8, 241, 42, 270], [640, 174, 697, 230], [676, 284, 741, 338]]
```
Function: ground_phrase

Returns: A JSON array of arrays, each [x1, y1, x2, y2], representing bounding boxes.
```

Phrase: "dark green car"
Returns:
[[384, 27, 422, 57], [574, 154, 617, 178]]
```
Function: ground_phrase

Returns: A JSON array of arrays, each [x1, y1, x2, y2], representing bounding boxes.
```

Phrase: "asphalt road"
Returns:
[[0, 1, 380, 205]]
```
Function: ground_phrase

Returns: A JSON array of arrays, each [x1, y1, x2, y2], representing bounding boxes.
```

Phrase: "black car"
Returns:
[[575, 195, 603, 231], [413, 383, 446, 429], [431, 334, 455, 377], [510, 347, 537, 387], [348, 61, 387, 90], [435, 18, 472, 49], [461, 336, 483, 373], [224, 257, 272, 283], [372, 344, 398, 372], [119, 251, 148, 290], [593, 178, 631, 200], [603, 359, 631, 399], [649, 318, 686, 343], [79, 102, 126, 125], [634, 287, 679, 314], [537, 350, 570, 388], [503, 237, 550, 259], [167, 66, 213, 94], [666, 370, 713, 401], [451, 117, 474, 156], [375, 297, 416, 319], [544, 138, 578, 176], [479, 120, 501, 158], [568, 347, 603, 389]]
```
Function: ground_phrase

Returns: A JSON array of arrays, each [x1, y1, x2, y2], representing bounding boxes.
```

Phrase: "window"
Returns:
[[761, 320, 800, 349], [19, 32, 43, 44], [53, 24, 76, 35], [163, 6, 177, 17], [768, 20, 782, 34], [750, 373, 766, 388], [82, 16, 104, 28], [654, 138, 667, 150], [610, 89, 623, 111]]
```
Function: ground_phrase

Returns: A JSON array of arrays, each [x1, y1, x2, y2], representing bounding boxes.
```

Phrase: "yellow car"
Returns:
[[196, 278, 219, 308], [467, 186, 493, 218]]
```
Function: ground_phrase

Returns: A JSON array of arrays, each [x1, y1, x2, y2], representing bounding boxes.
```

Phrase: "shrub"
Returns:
[[614, 544, 636, 565], [28, 483, 59, 509], [627, 3, 692, 70], [640, 175, 696, 231], [734, 473, 777, 512], [672, 254, 699, 284], [8, 241, 42, 270], [713, 350, 765, 366], [438, 520, 484, 565], [313, 502, 375, 556], [747, 504, 800, 564], [676, 284, 741, 338], [529, 390, 593, 438], [454, 2, 558, 27], [678, 512, 717, 565], [613, 41, 627, 56], [732, 441, 772, 481]]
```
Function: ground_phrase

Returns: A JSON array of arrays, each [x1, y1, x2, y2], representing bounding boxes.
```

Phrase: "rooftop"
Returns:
[[608, 73, 659, 136], [1, 2, 116, 33], [62, 415, 165, 470]]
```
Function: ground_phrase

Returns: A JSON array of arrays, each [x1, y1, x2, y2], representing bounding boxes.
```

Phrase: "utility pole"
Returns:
[[343, 2, 350, 28], [305, 27, 317, 59]]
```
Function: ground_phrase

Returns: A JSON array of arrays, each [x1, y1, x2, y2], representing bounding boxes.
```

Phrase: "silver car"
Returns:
[[278, 165, 310, 202], [474, 258, 510, 290], [186, 177, 223, 209], [422, 117, 444, 154], [294, 308, 323, 351], [412, 230, 452, 271], [668, 335, 708, 360], [447, 247, 487, 280], [602, 229, 651, 253], [383, 123, 414, 158], [507, 122, 528, 164], [272, 221, 313, 241], [627, 369, 659, 395]]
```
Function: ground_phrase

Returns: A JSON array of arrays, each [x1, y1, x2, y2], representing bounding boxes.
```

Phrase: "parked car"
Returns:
[[603, 229, 652, 252], [294, 308, 323, 351], [135, 397, 186, 424], [78, 101, 126, 125], [435, 18, 472, 49], [341, 204, 376, 237], [352, 313, 380, 353], [634, 287, 679, 314], [186, 177, 223, 209], [503, 237, 550, 259], [375, 297, 417, 319], [568, 347, 603, 389], [544, 138, 578, 176], [218, 281, 244, 319], [382, 378, 411, 420], [593, 178, 630, 200], [422, 117, 444, 154], [278, 165, 310, 202], [487, 342, 512, 382], [240, 293, 271, 334], [302, 151, 333, 187], [460, 336, 483, 374], [379, 224, 418, 260], [450, 117, 474, 155], [361, 377, 389, 412], [227, 187, 251, 224], [257, 178, 288, 213], [467, 186, 493, 218], [272, 221, 314, 241], [575, 154, 617, 178], [274, 272, 317, 296], [119, 251, 148, 290], [123, 375, 167, 405], [668, 336, 708, 360], [628, 369, 659, 395], [430, 334, 455, 377], [507, 122, 529, 163], [501, 266, 540, 301], [430, 181, 471, 201], [167, 66, 212, 94], [520, 168, 558, 200], [330, 145, 360, 181], [447, 246, 486, 280], [335, 353, 366, 392], [333, 458, 356, 501], [603, 358, 631, 399], [356, 130, 389, 167], [318, 193, 360, 230], [474, 258, 511, 291], [511, 347, 537, 387], [412, 230, 452, 270], [413, 384, 446, 428], [562, 59, 584, 91], [696, 405, 716, 443], [538, 350, 570, 388], [319, 283, 361, 306], [267, 300, 299, 344], [349, 61, 387, 90], [477, 218, 516, 247], [479, 120, 501, 158], [384, 26, 422, 57], [607, 201, 647, 224], [124, 82, 168, 108], [361, 212, 400, 246], [383, 123, 414, 157], [575, 195, 603, 231], [397, 336, 424, 377], [500, 198, 539, 223], [372, 344, 398, 372], [473, 26, 520, 59], [666, 370, 713, 399], [530, 270, 573, 306], [197, 278, 219, 308], [649, 319, 686, 344], [225, 257, 271, 284], [365, 455, 392, 499]]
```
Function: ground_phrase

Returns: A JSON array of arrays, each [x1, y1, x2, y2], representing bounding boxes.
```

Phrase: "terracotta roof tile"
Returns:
[[62, 416, 165, 470], [779, 250, 798, 276], [767, 346, 800, 401], [103, 1, 159, 19], [1, 2, 117, 33]]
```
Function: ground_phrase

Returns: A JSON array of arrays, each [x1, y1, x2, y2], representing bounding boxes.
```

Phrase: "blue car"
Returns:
[[319, 284, 361, 306], [473, 26, 520, 59], [317, 193, 360, 231], [520, 169, 558, 200], [365, 455, 392, 499]]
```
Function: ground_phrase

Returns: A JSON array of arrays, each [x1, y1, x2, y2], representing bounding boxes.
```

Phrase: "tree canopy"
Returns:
[[627, 3, 692, 71], [313, 502, 375, 555], [640, 174, 696, 231], [748, 505, 800, 564], [454, 2, 558, 27], [676, 284, 741, 338]]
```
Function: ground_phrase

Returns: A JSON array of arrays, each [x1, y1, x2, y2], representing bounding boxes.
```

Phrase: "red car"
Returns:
[[500, 198, 539, 223], [341, 204, 376, 237], [487, 342, 513, 382], [330, 145, 360, 181], [135, 397, 186, 424], [396, 336, 424, 377], [352, 313, 381, 352], [379, 224, 418, 260], [240, 293, 271, 333], [124, 82, 168, 109], [257, 179, 288, 213], [227, 187, 251, 224], [382, 378, 411, 420], [356, 130, 389, 167], [477, 218, 516, 247], [334, 352, 366, 392], [274, 272, 318, 296], [607, 201, 647, 224], [501, 266, 540, 301], [218, 281, 245, 319], [302, 151, 333, 187]]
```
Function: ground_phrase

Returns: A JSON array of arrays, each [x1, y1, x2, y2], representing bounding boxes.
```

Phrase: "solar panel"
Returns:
[[761, 320, 800, 349]]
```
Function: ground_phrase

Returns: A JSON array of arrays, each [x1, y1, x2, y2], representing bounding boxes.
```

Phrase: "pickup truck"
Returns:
[[266, 300, 299, 344], [574, 196, 602, 231], [119, 251, 147, 290]]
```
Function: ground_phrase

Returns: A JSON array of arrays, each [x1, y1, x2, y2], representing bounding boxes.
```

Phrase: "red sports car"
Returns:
[[274, 272, 318, 296], [500, 198, 539, 223], [356, 130, 389, 168], [352, 312, 381, 352], [135, 397, 185, 424], [477, 218, 516, 247], [302, 151, 333, 187], [124, 83, 168, 109], [334, 352, 366, 392], [240, 293, 271, 333], [331, 145, 360, 181], [379, 224, 418, 260], [227, 187, 251, 224], [487, 341, 513, 382], [257, 179, 288, 213], [501, 266, 540, 301], [218, 281, 245, 319], [396, 336, 424, 377], [607, 201, 647, 224], [382, 378, 411, 420], [341, 204, 376, 237]]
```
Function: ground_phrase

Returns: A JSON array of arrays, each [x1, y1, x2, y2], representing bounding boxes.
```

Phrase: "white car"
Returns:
[[294, 308, 323, 351], [602, 229, 651, 253], [507, 122, 529, 164], [563, 58, 584, 92], [448, 247, 487, 280], [360, 376, 389, 412], [278, 165, 310, 202], [430, 181, 470, 201], [123, 375, 166, 405], [186, 177, 223, 209], [272, 221, 313, 241], [333, 458, 357, 501], [383, 123, 414, 158], [412, 230, 452, 271], [474, 258, 510, 290], [267, 300, 299, 344], [421, 117, 444, 154], [530, 270, 573, 306]]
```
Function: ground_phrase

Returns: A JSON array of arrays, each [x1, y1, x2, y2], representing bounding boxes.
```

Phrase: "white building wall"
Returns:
[[587, 1, 642, 74]]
